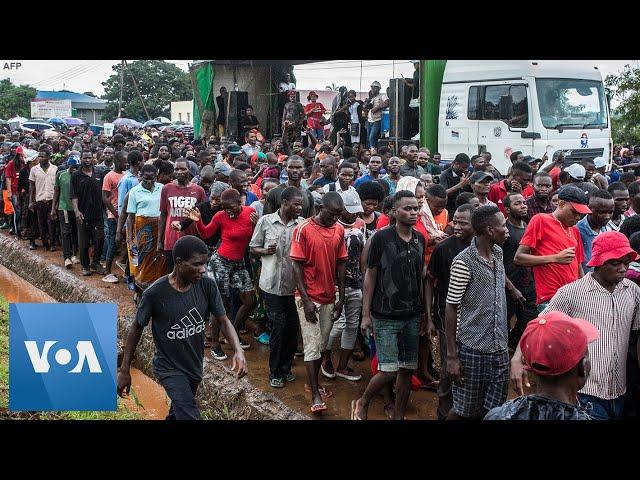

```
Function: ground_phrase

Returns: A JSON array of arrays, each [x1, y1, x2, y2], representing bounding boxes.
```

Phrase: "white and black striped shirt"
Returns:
[[543, 273, 640, 400]]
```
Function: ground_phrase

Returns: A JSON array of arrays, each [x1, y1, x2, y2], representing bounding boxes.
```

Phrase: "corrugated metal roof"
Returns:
[[35, 90, 107, 104]]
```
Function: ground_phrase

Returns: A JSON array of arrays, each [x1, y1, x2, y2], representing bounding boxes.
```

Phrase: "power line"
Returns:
[[31, 60, 106, 88], [39, 61, 109, 88], [294, 61, 412, 71]]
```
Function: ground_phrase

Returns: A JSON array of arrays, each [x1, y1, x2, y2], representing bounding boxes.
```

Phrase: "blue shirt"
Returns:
[[118, 169, 139, 212], [244, 190, 258, 206], [127, 182, 163, 217], [354, 174, 375, 188], [577, 216, 605, 272]]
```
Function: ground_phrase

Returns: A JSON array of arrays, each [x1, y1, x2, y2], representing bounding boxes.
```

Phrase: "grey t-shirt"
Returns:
[[136, 275, 225, 382]]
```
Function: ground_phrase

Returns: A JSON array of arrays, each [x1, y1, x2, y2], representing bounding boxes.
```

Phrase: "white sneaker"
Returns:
[[71, 256, 80, 264], [64, 258, 73, 269], [411, 132, 420, 141], [102, 273, 119, 284]]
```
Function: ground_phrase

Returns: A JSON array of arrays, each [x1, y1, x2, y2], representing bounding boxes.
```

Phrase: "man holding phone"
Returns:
[[250, 186, 305, 388], [514, 185, 589, 312]]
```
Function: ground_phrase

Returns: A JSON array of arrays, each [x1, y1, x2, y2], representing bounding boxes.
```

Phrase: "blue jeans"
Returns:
[[312, 128, 324, 140], [366, 120, 382, 149], [100, 216, 109, 261], [372, 314, 419, 372], [11, 194, 21, 233], [578, 393, 625, 420], [103, 218, 118, 263]]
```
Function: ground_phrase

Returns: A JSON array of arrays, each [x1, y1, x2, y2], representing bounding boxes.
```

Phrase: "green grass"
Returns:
[[0, 295, 143, 420]]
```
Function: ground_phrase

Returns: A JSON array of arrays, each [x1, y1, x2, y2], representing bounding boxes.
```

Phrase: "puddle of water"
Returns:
[[0, 265, 54, 303], [0, 264, 169, 420], [127, 368, 170, 419]]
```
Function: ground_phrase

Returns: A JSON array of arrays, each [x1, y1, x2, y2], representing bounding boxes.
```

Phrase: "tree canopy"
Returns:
[[606, 64, 640, 145], [101, 60, 192, 122], [0, 79, 37, 119]]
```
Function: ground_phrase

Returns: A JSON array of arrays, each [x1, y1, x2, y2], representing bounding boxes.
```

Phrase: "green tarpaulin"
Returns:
[[420, 60, 447, 153], [191, 62, 215, 139]]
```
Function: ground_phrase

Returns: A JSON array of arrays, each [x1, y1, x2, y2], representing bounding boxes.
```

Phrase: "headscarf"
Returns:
[[210, 181, 229, 200], [395, 176, 445, 238]]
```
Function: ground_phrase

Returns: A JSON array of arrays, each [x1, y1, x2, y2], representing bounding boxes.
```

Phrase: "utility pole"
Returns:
[[118, 60, 124, 118], [125, 60, 151, 121]]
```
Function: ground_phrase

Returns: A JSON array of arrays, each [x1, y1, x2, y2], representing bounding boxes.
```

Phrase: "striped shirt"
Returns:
[[543, 273, 640, 400], [446, 238, 508, 353], [603, 215, 625, 232]]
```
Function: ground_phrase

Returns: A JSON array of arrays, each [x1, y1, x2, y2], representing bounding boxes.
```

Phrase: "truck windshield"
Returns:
[[536, 78, 607, 130]]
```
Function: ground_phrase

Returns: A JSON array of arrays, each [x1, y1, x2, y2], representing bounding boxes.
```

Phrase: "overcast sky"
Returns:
[[1, 60, 637, 97]]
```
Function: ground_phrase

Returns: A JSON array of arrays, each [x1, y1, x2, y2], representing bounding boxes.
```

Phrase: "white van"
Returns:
[[437, 60, 611, 174]]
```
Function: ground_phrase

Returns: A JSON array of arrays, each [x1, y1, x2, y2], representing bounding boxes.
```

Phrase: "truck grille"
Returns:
[[559, 148, 604, 164]]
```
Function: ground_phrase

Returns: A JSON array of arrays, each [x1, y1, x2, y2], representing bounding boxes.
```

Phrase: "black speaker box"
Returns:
[[388, 78, 413, 139], [226, 91, 249, 140]]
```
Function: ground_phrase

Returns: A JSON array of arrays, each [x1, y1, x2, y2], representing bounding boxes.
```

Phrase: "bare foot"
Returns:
[[352, 398, 368, 420]]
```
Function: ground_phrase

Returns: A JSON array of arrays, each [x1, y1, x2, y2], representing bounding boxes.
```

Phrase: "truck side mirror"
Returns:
[[499, 95, 514, 121], [605, 88, 612, 110]]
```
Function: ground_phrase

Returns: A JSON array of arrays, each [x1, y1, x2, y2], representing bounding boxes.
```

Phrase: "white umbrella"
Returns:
[[8, 116, 29, 123], [8, 116, 29, 129]]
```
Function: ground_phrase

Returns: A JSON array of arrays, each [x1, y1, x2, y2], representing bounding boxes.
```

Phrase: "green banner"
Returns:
[[191, 62, 215, 139], [420, 60, 447, 153]]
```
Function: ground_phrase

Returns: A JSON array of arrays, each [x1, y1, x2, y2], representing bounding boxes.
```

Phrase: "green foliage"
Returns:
[[101, 60, 192, 123], [0, 79, 37, 119], [606, 64, 640, 145]]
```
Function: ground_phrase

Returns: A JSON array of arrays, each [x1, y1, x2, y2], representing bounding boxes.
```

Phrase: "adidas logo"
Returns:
[[167, 308, 205, 340]]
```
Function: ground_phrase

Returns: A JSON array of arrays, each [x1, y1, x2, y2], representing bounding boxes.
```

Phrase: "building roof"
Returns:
[[35, 90, 108, 105]]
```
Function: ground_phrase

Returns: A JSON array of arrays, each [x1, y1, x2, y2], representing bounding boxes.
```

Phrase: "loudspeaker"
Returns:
[[389, 78, 412, 139], [226, 91, 249, 140]]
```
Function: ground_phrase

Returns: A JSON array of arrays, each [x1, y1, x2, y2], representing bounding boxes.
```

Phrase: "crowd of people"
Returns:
[[2, 85, 640, 421]]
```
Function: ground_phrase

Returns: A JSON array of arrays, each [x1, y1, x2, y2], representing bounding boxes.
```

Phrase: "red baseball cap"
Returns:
[[520, 311, 599, 376], [586, 231, 640, 268]]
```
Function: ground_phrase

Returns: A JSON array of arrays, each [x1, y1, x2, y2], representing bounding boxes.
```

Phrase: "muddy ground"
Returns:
[[0, 230, 524, 420]]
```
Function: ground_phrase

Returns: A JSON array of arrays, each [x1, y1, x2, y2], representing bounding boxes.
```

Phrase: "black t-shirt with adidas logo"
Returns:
[[136, 275, 226, 382]]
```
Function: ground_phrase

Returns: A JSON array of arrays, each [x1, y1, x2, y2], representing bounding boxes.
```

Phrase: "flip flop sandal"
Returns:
[[304, 384, 333, 400], [311, 402, 327, 414], [419, 380, 440, 391]]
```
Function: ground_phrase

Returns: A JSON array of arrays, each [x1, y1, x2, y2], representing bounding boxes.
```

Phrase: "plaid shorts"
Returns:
[[452, 344, 509, 418], [209, 252, 254, 296]]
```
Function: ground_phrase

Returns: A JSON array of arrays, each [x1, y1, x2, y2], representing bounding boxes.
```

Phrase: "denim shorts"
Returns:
[[372, 314, 419, 372]]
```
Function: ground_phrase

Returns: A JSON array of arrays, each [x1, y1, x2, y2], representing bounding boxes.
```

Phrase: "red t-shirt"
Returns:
[[102, 171, 123, 219], [519, 213, 585, 304], [488, 180, 534, 215], [304, 102, 326, 130], [4, 160, 21, 196], [549, 167, 561, 191], [160, 182, 207, 251], [290, 217, 348, 304], [377, 213, 390, 229], [195, 206, 255, 261]]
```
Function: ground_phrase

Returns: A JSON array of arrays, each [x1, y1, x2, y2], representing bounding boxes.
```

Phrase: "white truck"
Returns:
[[435, 60, 611, 174]]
